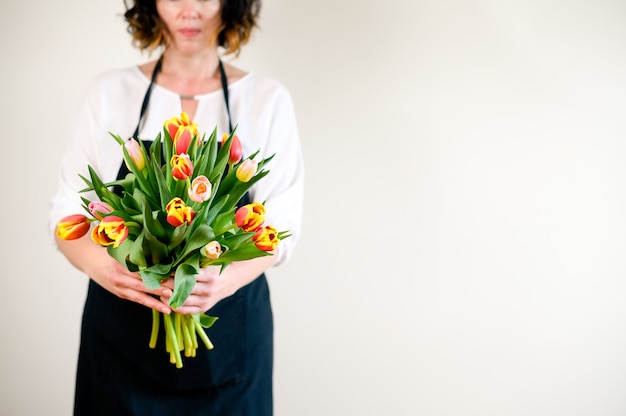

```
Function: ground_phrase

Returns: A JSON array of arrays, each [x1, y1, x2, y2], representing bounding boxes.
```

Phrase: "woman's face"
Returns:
[[156, 0, 222, 54]]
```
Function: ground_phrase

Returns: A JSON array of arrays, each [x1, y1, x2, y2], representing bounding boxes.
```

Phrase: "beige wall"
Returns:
[[2, 0, 626, 415]]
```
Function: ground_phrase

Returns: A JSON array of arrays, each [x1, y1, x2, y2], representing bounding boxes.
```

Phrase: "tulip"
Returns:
[[164, 112, 193, 140], [91, 216, 128, 248], [170, 153, 194, 180], [235, 159, 257, 183], [223, 133, 242, 165], [252, 225, 280, 251], [201, 241, 222, 259], [173, 124, 198, 155], [235, 202, 266, 232], [124, 138, 146, 171], [88, 201, 113, 220], [166, 197, 195, 227], [56, 214, 90, 240], [188, 175, 212, 203]]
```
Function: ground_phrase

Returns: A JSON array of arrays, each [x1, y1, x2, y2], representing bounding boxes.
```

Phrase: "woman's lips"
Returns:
[[178, 28, 201, 37]]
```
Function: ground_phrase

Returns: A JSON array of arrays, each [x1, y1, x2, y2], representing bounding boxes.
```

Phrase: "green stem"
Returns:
[[182, 315, 194, 357], [149, 309, 160, 349], [174, 312, 183, 351], [193, 319, 214, 350], [163, 313, 183, 368]]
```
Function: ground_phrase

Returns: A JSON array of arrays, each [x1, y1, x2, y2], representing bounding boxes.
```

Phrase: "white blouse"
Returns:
[[48, 65, 304, 266]]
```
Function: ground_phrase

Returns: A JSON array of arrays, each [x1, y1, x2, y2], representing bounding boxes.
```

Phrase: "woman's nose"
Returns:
[[180, 0, 200, 19]]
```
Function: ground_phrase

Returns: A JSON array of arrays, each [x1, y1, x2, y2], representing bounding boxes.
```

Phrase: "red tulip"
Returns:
[[166, 197, 195, 227], [235, 202, 266, 232], [252, 225, 280, 251], [223, 133, 242, 165], [56, 214, 90, 240], [90, 216, 128, 248], [170, 153, 194, 180]]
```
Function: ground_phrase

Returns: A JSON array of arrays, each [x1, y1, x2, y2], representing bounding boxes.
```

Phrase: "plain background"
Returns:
[[2, 0, 626, 415]]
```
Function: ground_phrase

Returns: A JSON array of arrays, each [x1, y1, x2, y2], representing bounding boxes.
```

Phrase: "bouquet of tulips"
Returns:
[[56, 112, 288, 368]]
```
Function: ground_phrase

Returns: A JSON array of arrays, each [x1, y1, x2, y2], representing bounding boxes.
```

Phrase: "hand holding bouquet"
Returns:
[[56, 113, 289, 368]]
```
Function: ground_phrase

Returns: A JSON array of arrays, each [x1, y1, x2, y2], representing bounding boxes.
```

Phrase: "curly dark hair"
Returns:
[[123, 0, 261, 55]]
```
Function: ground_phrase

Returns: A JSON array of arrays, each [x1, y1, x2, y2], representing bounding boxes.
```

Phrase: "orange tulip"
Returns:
[[56, 214, 90, 240], [252, 225, 280, 251], [166, 197, 194, 227], [91, 216, 128, 248], [235, 202, 266, 232]]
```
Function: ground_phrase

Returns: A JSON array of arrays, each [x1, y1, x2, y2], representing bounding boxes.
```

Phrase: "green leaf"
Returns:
[[141, 193, 167, 241], [87, 166, 122, 208], [139, 264, 172, 290], [151, 157, 171, 210], [169, 258, 200, 308], [120, 192, 142, 215], [139, 268, 162, 290], [176, 223, 215, 263], [143, 262, 173, 276], [129, 230, 148, 267], [205, 195, 230, 227], [197, 313, 218, 328], [224, 169, 271, 209], [168, 222, 188, 251], [121, 144, 159, 207], [108, 132, 126, 146], [107, 238, 133, 265], [217, 244, 272, 263], [220, 231, 256, 251]]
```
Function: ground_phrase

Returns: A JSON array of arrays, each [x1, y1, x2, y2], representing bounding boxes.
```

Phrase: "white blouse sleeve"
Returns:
[[48, 85, 102, 239], [249, 84, 305, 266]]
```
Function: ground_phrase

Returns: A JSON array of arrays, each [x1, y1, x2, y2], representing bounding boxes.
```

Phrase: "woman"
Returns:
[[48, 0, 304, 414]]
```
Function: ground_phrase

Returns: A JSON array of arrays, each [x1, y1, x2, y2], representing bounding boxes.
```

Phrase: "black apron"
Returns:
[[74, 58, 274, 416]]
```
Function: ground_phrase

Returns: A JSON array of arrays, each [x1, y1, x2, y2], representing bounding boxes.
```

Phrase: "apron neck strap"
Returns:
[[133, 55, 232, 139]]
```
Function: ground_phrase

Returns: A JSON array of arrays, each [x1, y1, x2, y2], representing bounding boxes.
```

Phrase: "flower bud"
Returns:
[[223, 133, 242, 165], [56, 214, 90, 240], [88, 201, 113, 220], [124, 138, 146, 171], [201, 241, 222, 259], [236, 159, 258, 183]]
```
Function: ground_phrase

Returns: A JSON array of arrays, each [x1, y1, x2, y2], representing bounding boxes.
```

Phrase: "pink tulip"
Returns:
[[124, 138, 146, 171], [188, 175, 212, 203], [88, 201, 113, 220], [236, 159, 258, 183]]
